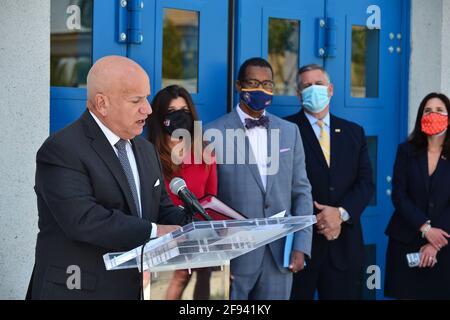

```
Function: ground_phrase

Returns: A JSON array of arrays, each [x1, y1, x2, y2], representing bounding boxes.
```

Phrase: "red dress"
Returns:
[[165, 155, 217, 207], [164, 154, 217, 295]]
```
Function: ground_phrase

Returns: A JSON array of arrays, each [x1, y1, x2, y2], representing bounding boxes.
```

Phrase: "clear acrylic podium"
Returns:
[[104, 215, 316, 300]]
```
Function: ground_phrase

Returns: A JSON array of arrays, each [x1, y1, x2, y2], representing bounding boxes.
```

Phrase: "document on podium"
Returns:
[[270, 211, 286, 219], [197, 195, 247, 221]]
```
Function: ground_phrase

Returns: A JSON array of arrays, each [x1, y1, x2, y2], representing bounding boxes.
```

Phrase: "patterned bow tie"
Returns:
[[244, 115, 270, 129]]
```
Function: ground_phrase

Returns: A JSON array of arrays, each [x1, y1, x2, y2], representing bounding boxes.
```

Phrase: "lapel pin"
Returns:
[[335, 128, 341, 133]]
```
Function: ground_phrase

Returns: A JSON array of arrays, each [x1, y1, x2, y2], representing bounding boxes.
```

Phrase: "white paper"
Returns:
[[270, 210, 286, 218]]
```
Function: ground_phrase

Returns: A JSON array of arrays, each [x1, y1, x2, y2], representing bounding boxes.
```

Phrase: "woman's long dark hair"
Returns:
[[147, 85, 201, 178], [408, 92, 450, 158]]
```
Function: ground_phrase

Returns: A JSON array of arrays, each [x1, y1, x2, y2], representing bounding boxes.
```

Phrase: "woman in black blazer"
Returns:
[[385, 92, 450, 299]]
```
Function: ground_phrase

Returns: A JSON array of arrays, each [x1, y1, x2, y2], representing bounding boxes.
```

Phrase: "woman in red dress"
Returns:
[[147, 84, 217, 300]]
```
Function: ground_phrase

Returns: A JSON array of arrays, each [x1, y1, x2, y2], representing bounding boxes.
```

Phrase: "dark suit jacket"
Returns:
[[384, 142, 450, 298], [28, 111, 188, 299], [386, 142, 450, 242], [285, 110, 374, 270]]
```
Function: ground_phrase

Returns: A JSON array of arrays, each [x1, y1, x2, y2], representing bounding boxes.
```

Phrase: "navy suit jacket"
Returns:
[[385, 142, 450, 243], [28, 111, 188, 299], [285, 110, 374, 270]]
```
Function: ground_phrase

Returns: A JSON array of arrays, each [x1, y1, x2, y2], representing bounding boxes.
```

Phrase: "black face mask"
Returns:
[[163, 109, 194, 135]]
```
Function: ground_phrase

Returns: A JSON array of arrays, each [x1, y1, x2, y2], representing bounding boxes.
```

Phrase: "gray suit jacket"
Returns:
[[204, 109, 313, 275]]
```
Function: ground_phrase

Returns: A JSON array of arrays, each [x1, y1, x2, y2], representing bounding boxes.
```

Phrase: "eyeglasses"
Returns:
[[242, 79, 275, 91]]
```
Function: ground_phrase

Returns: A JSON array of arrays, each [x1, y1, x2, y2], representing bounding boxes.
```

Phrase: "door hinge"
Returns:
[[316, 17, 337, 58], [118, 0, 144, 44]]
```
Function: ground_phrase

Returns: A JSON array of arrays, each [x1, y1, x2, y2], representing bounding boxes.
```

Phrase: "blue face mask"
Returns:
[[240, 88, 273, 112], [301, 85, 330, 113]]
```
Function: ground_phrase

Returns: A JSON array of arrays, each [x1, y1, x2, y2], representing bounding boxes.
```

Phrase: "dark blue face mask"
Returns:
[[240, 88, 273, 111]]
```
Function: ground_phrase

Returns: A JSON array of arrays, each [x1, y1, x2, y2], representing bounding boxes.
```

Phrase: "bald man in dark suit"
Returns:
[[27, 56, 188, 299]]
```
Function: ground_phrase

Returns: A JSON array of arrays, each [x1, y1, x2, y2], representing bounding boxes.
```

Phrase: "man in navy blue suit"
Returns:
[[286, 64, 374, 300]]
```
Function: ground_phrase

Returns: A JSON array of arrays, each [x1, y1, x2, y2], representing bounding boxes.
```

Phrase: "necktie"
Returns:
[[115, 139, 141, 217], [244, 115, 270, 129], [317, 120, 330, 167]]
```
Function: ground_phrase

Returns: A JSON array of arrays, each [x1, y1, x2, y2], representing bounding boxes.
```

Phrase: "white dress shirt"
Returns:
[[90, 111, 158, 237], [236, 104, 268, 190]]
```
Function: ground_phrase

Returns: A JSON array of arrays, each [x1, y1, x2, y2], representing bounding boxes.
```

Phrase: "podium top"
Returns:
[[104, 215, 316, 272]]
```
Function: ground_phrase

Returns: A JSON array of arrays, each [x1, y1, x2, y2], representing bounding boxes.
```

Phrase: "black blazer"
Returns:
[[285, 110, 374, 270], [28, 111, 188, 299], [385, 142, 450, 243]]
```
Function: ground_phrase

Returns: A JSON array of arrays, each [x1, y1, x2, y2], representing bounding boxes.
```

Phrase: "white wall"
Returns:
[[409, 0, 450, 132], [441, 0, 450, 93], [0, 1, 50, 299]]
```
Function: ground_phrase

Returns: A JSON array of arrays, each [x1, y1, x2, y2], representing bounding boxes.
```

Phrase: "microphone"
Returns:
[[169, 177, 212, 221]]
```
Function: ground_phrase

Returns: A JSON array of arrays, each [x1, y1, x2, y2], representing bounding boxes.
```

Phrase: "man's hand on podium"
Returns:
[[289, 250, 305, 273], [156, 224, 181, 237]]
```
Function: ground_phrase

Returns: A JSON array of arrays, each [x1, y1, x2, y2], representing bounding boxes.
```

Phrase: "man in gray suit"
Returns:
[[204, 57, 313, 300]]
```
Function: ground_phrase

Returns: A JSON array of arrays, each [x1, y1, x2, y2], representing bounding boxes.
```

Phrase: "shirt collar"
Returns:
[[304, 109, 330, 127], [236, 103, 266, 126], [89, 111, 128, 148]]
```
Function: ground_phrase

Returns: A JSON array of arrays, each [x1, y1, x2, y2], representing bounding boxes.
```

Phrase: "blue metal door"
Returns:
[[235, 0, 324, 117], [50, 0, 125, 132], [325, 0, 408, 300], [127, 0, 229, 123], [236, 0, 409, 299], [50, 0, 228, 132]]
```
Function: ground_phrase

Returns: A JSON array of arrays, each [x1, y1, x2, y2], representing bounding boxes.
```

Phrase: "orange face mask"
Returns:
[[421, 112, 448, 136]]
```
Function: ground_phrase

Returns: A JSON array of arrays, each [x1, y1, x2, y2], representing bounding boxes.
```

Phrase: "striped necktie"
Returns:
[[115, 139, 141, 217]]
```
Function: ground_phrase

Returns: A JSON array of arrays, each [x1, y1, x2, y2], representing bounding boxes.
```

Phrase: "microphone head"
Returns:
[[169, 177, 186, 195]]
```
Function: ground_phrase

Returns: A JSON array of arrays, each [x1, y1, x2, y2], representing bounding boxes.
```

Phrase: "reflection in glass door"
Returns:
[[268, 18, 300, 96], [50, 0, 126, 132], [350, 26, 380, 98], [51, 0, 93, 88], [162, 9, 199, 93], [128, 0, 229, 123]]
